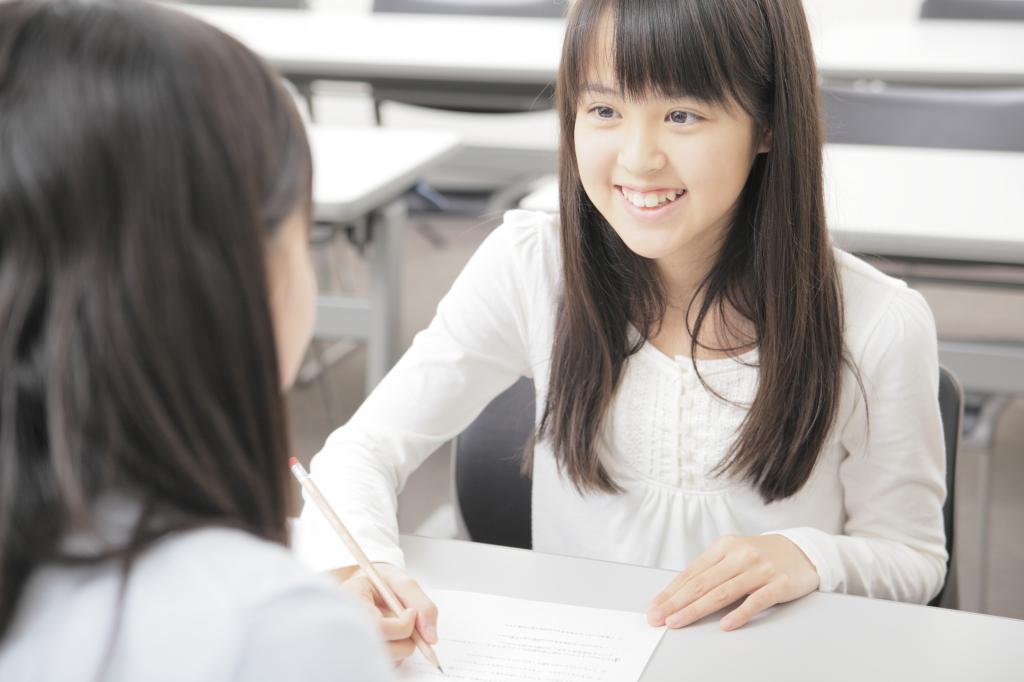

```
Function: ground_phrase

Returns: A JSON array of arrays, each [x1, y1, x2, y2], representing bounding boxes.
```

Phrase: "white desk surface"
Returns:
[[184, 7, 1024, 90], [822, 144, 1024, 265], [180, 6, 564, 84], [402, 535, 1024, 681], [519, 144, 1024, 266], [309, 126, 460, 224], [816, 20, 1024, 86]]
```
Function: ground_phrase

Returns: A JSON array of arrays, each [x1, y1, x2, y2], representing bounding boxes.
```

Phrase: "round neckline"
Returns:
[[636, 339, 759, 375], [624, 324, 759, 375]]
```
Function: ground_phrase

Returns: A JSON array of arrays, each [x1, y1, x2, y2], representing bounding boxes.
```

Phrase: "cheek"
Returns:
[[297, 247, 317, 344], [574, 131, 617, 198], [686, 134, 755, 200], [271, 238, 318, 390]]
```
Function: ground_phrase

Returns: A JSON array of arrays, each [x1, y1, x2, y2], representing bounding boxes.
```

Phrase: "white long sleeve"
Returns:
[[294, 210, 948, 606], [295, 212, 542, 570], [772, 285, 948, 603]]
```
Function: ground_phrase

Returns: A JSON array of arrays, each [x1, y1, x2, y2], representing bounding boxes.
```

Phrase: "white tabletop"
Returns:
[[816, 20, 1024, 86], [183, 7, 1024, 91], [180, 6, 564, 84], [822, 144, 1024, 265], [401, 535, 1024, 681], [519, 144, 1024, 266], [309, 126, 460, 223]]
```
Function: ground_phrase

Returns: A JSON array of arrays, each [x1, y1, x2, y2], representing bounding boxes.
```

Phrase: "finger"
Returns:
[[648, 567, 693, 612], [388, 575, 439, 644], [649, 535, 736, 608], [649, 553, 746, 626], [664, 569, 766, 629], [386, 637, 417, 666], [720, 581, 785, 631], [379, 608, 417, 641]]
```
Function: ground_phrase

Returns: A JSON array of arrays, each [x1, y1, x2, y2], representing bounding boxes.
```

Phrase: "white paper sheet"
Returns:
[[396, 589, 666, 682]]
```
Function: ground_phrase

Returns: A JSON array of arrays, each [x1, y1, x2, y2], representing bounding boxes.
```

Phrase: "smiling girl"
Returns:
[[297, 0, 947, 658]]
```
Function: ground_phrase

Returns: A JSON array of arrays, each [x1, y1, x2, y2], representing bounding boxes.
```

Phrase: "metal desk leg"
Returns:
[[365, 200, 406, 394], [967, 395, 1010, 614]]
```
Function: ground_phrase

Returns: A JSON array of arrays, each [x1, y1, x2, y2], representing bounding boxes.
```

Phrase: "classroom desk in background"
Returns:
[[177, 5, 565, 111], [816, 19, 1024, 87], [402, 535, 1024, 681], [309, 126, 460, 392], [179, 6, 1024, 101]]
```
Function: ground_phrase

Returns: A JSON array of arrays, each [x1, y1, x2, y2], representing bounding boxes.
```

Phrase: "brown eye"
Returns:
[[668, 110, 700, 125]]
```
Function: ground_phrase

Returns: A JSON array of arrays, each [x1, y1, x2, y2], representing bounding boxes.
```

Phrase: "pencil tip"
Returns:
[[437, 665, 445, 675]]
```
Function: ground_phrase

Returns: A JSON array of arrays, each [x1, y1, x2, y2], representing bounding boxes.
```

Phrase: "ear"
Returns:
[[756, 128, 772, 154]]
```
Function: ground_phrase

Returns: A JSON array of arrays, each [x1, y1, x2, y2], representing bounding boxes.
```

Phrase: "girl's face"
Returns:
[[574, 52, 769, 276], [266, 207, 317, 390]]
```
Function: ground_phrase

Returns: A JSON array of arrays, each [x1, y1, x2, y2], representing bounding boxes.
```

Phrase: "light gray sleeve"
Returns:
[[230, 582, 395, 682]]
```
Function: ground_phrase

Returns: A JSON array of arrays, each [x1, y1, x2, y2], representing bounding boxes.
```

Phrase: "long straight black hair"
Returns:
[[537, 0, 848, 502], [0, 0, 312, 637]]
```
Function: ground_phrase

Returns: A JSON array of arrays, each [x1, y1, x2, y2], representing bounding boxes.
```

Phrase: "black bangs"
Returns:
[[562, 0, 771, 116]]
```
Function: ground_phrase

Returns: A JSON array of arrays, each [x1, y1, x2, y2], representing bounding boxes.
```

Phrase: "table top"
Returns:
[[519, 143, 1024, 266], [816, 19, 1024, 86], [309, 126, 460, 223], [183, 7, 1024, 90], [179, 5, 564, 84], [822, 143, 1024, 265], [401, 535, 1024, 681]]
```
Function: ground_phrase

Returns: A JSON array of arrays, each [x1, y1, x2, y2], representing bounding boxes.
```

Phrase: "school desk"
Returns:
[[179, 6, 1024, 103], [176, 5, 564, 112], [816, 20, 1024, 87], [309, 126, 460, 392], [401, 534, 1024, 681]]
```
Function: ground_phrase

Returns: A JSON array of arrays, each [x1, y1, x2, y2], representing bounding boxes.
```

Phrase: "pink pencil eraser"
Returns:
[[289, 457, 299, 468]]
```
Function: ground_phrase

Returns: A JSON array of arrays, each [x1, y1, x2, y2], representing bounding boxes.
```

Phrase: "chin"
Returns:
[[607, 222, 682, 261]]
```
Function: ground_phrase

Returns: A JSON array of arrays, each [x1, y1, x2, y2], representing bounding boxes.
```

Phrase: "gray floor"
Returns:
[[286, 214, 1024, 621]]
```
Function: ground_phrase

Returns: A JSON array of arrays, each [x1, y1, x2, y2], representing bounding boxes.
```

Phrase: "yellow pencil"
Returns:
[[289, 457, 444, 674]]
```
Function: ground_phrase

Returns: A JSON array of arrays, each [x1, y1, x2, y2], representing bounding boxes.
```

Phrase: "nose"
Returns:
[[617, 123, 667, 175]]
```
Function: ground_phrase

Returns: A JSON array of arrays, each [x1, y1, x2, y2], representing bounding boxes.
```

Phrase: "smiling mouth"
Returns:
[[616, 185, 687, 209]]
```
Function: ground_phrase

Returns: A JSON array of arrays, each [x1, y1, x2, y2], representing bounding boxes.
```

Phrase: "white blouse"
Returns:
[[295, 210, 948, 604]]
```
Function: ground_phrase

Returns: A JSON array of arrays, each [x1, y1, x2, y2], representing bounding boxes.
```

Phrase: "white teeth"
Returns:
[[620, 187, 685, 209]]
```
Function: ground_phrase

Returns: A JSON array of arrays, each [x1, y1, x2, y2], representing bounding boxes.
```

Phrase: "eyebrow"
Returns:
[[580, 83, 621, 97], [580, 82, 701, 103]]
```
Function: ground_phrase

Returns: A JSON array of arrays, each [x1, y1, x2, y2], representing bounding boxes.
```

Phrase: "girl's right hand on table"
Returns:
[[333, 563, 439, 667]]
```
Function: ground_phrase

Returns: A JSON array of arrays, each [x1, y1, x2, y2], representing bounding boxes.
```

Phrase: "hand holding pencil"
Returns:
[[290, 458, 444, 673]]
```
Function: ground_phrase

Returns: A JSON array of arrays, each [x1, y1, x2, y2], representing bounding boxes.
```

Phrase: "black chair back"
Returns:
[[932, 366, 964, 609], [822, 84, 1024, 152], [921, 0, 1024, 20], [453, 377, 534, 549], [453, 369, 963, 609]]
